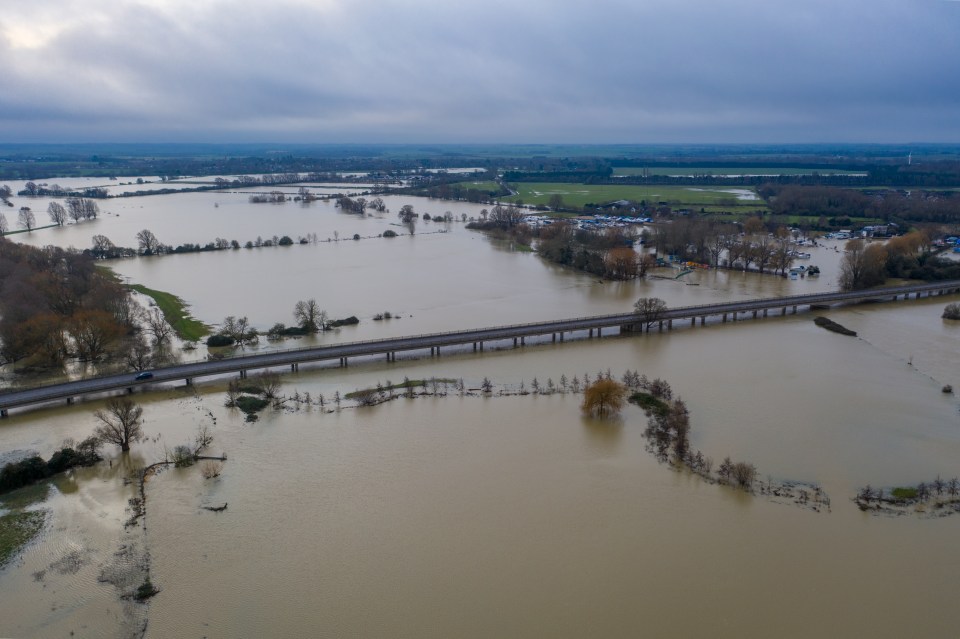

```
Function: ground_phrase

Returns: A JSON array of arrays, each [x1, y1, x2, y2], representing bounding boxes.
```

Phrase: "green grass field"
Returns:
[[452, 180, 501, 192], [128, 283, 209, 341], [501, 183, 768, 211], [612, 167, 867, 177]]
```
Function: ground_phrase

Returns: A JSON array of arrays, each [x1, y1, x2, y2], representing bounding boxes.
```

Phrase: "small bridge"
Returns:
[[2, 280, 958, 417]]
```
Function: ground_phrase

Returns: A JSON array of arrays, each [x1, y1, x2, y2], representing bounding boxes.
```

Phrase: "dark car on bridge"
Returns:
[[135, 372, 154, 381]]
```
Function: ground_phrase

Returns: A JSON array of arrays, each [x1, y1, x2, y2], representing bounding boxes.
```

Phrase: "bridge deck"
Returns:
[[2, 280, 958, 416]]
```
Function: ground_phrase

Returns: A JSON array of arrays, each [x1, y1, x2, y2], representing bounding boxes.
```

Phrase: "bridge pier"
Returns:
[[340, 357, 347, 367], [752, 310, 758, 319], [559, 333, 564, 342], [589, 328, 593, 338], [792, 305, 798, 314], [733, 311, 738, 321], [290, 363, 297, 373], [513, 338, 518, 347], [668, 319, 673, 330], [480, 342, 484, 351], [722, 313, 727, 323], [66, 397, 73, 405], [782, 307, 787, 316], [240, 370, 247, 379], [521, 336, 525, 346], [763, 309, 768, 317], [552, 333, 556, 343], [127, 387, 134, 394], [597, 327, 602, 337], [473, 343, 477, 352], [186, 378, 193, 385], [691, 317, 695, 327], [700, 316, 705, 326], [0, 409, 6, 418]]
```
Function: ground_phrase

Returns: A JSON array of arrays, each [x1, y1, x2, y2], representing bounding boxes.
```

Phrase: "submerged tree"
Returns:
[[581, 378, 627, 418], [94, 398, 145, 452], [634, 297, 668, 330]]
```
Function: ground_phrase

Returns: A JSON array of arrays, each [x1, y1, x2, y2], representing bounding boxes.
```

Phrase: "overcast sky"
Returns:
[[1, 0, 958, 144]]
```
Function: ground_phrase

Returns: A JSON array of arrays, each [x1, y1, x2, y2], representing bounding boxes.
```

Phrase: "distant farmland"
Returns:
[[497, 182, 769, 212], [612, 167, 867, 177]]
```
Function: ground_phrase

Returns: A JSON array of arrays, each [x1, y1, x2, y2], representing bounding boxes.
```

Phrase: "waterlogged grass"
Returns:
[[0, 510, 46, 567], [345, 378, 458, 399], [128, 283, 209, 341], [891, 487, 919, 500], [501, 183, 767, 210], [0, 483, 50, 510], [452, 180, 501, 192]]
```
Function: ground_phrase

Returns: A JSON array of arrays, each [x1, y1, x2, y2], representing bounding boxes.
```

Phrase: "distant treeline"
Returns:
[[759, 184, 960, 225]]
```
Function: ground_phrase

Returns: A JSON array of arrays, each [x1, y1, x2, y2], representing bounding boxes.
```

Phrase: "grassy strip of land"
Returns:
[[814, 316, 857, 336], [128, 284, 209, 341], [0, 510, 46, 567], [345, 378, 458, 399]]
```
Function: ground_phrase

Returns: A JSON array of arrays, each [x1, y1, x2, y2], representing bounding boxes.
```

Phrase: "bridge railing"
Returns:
[[3, 280, 959, 399]]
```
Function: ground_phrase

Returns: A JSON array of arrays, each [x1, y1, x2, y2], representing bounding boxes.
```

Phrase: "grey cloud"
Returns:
[[0, 0, 958, 142]]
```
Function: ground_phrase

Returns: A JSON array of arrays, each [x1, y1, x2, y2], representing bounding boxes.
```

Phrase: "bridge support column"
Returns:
[[792, 305, 797, 314], [658, 321, 663, 332], [240, 370, 247, 379], [186, 378, 193, 385], [597, 327, 602, 337], [915, 292, 921, 300], [691, 317, 695, 327], [473, 343, 477, 352], [763, 309, 768, 317], [782, 307, 787, 316], [559, 333, 564, 342], [733, 312, 738, 321], [589, 328, 593, 338], [127, 387, 134, 394], [521, 337, 525, 346], [668, 319, 673, 330], [65, 397, 73, 405], [290, 363, 297, 373], [480, 342, 484, 351], [552, 333, 556, 343], [753, 310, 758, 319], [722, 313, 727, 323], [0, 409, 6, 418], [513, 338, 518, 347]]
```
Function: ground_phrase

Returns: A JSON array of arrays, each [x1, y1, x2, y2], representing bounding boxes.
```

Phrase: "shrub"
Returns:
[[943, 303, 960, 320], [234, 395, 270, 414], [205, 334, 235, 347], [200, 461, 223, 479], [278, 236, 294, 246], [382, 230, 397, 238], [328, 316, 359, 327], [353, 233, 360, 241], [629, 392, 669, 417]]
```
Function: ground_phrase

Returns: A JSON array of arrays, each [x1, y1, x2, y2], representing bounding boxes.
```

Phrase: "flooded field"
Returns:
[[2, 184, 959, 637]]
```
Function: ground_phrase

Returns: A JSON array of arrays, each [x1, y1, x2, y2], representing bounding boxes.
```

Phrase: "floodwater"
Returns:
[[2, 185, 960, 637]]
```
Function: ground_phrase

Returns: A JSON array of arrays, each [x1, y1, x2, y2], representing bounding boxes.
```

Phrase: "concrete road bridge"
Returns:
[[2, 280, 958, 417]]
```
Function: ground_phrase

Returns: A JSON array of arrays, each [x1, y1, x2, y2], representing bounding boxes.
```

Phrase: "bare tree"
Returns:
[[839, 239, 887, 291], [293, 299, 325, 332], [634, 297, 668, 330], [143, 307, 173, 344], [0, 211, 7, 236], [124, 335, 154, 372], [48, 202, 67, 226], [220, 315, 253, 344], [94, 397, 145, 452], [398, 204, 417, 223], [18, 207, 36, 231], [136, 229, 162, 255], [488, 204, 525, 228]]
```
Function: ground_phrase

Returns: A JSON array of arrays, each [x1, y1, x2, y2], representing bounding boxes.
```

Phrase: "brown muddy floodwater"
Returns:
[[2, 187, 960, 637], [2, 298, 959, 638]]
